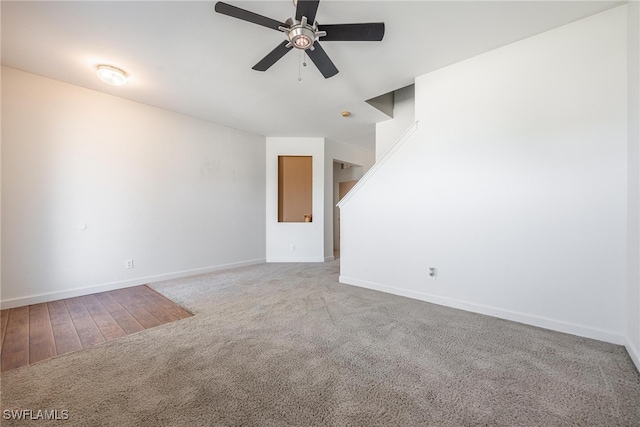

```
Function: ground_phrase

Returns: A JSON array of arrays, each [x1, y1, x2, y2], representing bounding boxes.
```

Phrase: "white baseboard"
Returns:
[[266, 257, 326, 263], [625, 338, 640, 373], [339, 276, 625, 345], [0, 258, 266, 309]]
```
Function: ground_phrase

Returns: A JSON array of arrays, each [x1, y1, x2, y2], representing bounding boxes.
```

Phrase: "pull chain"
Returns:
[[298, 51, 308, 82]]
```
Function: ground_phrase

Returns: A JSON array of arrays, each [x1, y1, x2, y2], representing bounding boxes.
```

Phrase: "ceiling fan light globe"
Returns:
[[293, 36, 311, 48], [288, 25, 316, 50]]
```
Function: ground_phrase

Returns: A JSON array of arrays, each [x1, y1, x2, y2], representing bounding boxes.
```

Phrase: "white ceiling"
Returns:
[[1, 1, 622, 149]]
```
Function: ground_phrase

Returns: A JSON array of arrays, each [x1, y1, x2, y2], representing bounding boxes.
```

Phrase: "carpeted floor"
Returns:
[[1, 260, 639, 426]]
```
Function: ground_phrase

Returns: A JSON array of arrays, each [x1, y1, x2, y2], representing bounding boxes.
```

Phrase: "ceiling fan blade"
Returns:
[[215, 2, 286, 31], [306, 42, 338, 78], [295, 0, 320, 24], [317, 23, 385, 41], [252, 41, 292, 72]]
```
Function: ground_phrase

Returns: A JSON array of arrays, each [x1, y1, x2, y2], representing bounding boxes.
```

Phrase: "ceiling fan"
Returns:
[[214, 0, 385, 79]]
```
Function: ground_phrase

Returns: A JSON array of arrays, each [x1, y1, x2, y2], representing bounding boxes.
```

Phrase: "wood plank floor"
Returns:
[[0, 286, 192, 372]]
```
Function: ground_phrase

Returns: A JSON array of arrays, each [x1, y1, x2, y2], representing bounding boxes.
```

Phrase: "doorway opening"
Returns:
[[333, 161, 364, 259]]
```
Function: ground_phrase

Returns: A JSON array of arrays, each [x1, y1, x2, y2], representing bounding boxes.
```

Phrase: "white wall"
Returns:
[[340, 7, 628, 343], [325, 140, 375, 259], [375, 85, 415, 161], [1, 67, 266, 308], [266, 137, 325, 262], [626, 0, 640, 369]]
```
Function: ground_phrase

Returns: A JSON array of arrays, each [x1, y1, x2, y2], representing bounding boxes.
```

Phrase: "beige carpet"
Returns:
[[1, 260, 639, 426]]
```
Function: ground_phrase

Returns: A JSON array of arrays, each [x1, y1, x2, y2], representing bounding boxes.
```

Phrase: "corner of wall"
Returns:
[[626, 338, 640, 373], [627, 0, 640, 364]]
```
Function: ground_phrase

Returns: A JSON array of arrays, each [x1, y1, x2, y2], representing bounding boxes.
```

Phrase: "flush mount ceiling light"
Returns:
[[96, 64, 127, 86]]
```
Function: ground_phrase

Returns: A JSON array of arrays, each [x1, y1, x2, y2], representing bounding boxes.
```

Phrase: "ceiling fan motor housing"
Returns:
[[280, 17, 326, 51]]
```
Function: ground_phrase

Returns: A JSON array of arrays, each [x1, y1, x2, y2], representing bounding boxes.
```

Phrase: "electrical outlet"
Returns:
[[429, 267, 437, 280], [125, 259, 134, 269], [290, 244, 296, 251]]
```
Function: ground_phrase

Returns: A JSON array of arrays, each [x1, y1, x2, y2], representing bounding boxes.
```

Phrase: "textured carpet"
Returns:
[[1, 261, 639, 426]]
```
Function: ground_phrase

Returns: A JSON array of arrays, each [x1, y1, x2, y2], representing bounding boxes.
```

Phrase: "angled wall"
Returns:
[[340, 7, 628, 343], [1, 67, 266, 308], [375, 85, 415, 161]]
